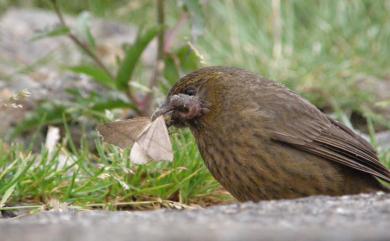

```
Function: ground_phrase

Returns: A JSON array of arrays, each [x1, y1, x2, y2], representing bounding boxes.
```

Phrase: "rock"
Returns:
[[0, 8, 155, 136], [0, 9, 79, 78], [0, 8, 151, 73], [1, 193, 389, 241]]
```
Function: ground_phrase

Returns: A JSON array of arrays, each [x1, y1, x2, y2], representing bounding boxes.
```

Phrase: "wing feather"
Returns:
[[272, 116, 390, 182], [264, 88, 390, 182]]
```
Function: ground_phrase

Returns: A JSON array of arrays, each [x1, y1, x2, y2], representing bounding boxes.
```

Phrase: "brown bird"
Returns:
[[153, 66, 390, 202]]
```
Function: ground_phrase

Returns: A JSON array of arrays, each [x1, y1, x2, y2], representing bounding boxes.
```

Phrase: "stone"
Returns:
[[0, 8, 152, 136]]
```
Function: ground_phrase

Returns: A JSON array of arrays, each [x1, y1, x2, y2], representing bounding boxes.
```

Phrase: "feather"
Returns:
[[270, 110, 390, 182]]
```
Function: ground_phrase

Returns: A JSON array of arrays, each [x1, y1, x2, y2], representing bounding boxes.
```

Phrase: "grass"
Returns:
[[0, 0, 390, 214], [198, 0, 390, 116], [0, 127, 231, 213]]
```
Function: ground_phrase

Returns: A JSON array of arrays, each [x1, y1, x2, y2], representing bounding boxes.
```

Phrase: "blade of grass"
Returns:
[[0, 184, 16, 208], [115, 26, 160, 91]]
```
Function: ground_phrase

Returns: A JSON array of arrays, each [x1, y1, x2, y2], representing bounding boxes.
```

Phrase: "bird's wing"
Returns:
[[97, 117, 151, 149], [266, 90, 390, 182]]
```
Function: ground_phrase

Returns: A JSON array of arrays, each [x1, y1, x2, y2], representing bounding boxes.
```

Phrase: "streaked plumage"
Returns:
[[155, 66, 389, 201]]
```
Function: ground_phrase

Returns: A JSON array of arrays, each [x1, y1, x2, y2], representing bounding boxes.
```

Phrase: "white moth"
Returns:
[[97, 116, 173, 164], [130, 116, 173, 164]]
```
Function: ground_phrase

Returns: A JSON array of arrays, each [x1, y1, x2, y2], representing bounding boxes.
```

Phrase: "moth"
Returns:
[[97, 116, 173, 164]]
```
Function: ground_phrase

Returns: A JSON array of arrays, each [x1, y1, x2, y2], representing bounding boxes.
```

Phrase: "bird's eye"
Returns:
[[184, 87, 196, 96]]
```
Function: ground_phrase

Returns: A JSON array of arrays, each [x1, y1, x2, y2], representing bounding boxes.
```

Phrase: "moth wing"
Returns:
[[97, 117, 151, 149], [130, 142, 150, 164], [137, 116, 173, 162]]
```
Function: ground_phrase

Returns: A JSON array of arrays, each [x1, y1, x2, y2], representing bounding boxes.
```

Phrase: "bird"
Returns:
[[152, 66, 390, 202]]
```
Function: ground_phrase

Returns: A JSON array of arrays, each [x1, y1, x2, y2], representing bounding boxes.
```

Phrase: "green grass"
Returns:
[[198, 0, 390, 116], [0, 128, 231, 213]]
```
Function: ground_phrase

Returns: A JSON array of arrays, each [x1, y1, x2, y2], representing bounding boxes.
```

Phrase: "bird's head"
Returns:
[[152, 66, 232, 129]]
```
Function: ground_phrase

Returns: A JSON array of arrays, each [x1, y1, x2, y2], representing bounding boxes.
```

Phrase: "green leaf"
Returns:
[[115, 27, 160, 91], [30, 25, 70, 41], [68, 65, 115, 89], [177, 44, 201, 72]]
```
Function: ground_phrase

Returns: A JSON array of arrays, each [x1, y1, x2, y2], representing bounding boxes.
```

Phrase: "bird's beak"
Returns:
[[151, 102, 174, 126]]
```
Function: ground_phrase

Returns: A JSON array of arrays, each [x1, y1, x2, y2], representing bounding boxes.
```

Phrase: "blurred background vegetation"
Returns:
[[0, 0, 389, 214]]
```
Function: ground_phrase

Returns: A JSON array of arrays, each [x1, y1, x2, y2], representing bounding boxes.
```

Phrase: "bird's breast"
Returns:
[[192, 121, 286, 201]]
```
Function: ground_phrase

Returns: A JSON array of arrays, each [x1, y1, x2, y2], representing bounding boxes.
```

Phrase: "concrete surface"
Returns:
[[1, 193, 389, 241]]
